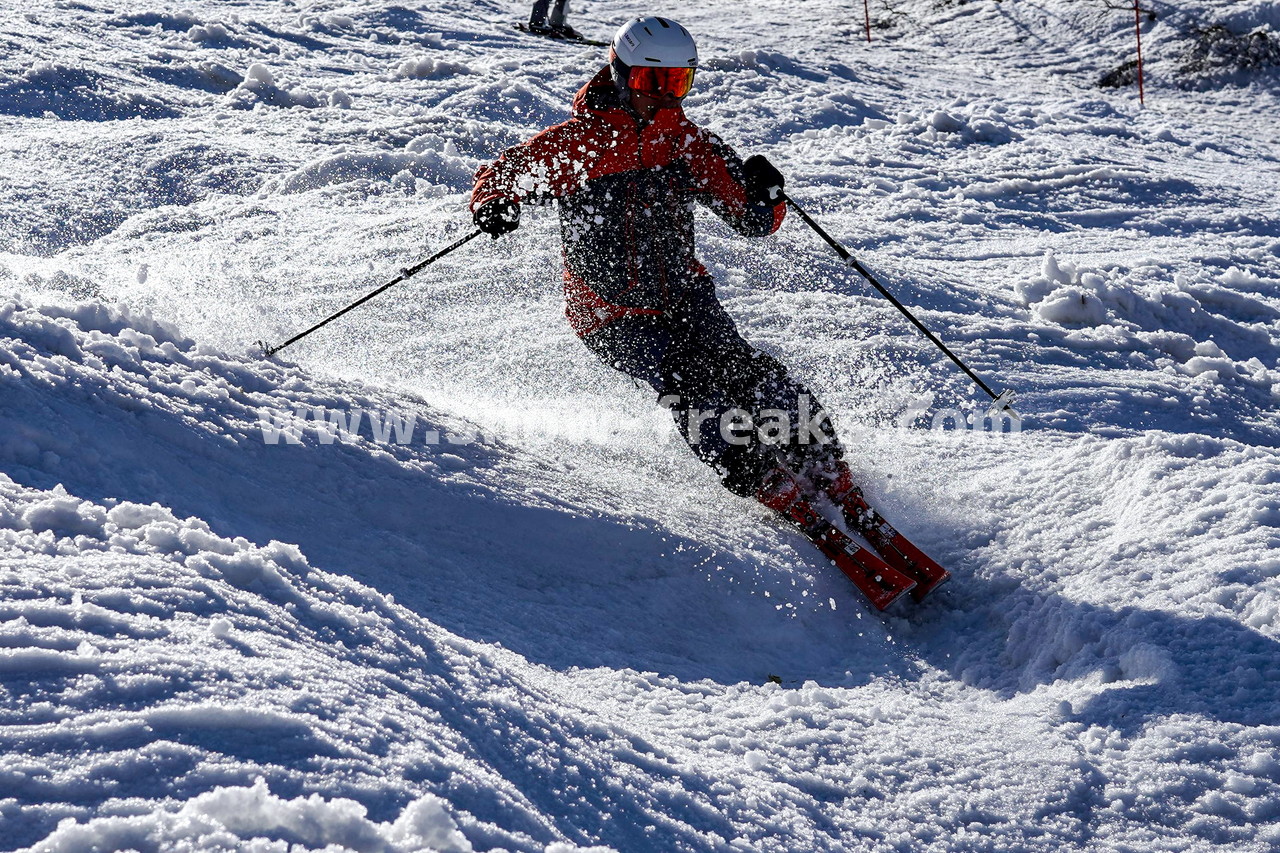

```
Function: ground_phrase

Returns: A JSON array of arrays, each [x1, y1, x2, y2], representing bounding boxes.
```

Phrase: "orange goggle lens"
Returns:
[[627, 65, 695, 99]]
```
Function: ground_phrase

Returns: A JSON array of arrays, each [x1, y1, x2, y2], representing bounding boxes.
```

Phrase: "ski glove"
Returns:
[[473, 198, 520, 238], [743, 155, 785, 206]]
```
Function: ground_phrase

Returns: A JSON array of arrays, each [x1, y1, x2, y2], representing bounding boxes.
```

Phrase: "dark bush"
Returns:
[[1180, 24, 1280, 77]]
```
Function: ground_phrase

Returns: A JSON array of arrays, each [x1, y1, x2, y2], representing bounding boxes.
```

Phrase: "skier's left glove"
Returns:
[[473, 198, 521, 239], [743, 154, 785, 206]]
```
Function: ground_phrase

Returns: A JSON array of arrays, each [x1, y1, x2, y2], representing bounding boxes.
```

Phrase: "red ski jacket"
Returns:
[[471, 66, 786, 337]]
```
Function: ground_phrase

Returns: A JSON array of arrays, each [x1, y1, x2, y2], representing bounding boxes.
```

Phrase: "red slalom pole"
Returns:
[[1134, 0, 1145, 106], [864, 0, 872, 43]]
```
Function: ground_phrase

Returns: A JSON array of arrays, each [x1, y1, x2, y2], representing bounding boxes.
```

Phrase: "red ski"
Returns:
[[829, 485, 951, 602], [757, 468, 916, 611], [808, 521, 918, 611]]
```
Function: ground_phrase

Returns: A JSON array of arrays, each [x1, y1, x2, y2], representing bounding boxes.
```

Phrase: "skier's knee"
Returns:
[[716, 447, 773, 497]]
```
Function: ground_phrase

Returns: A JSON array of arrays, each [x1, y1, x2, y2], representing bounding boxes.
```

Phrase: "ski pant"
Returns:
[[530, 0, 570, 27], [580, 295, 844, 496]]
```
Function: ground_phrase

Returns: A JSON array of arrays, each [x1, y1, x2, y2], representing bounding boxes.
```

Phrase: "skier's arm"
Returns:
[[470, 118, 599, 212], [685, 132, 786, 237]]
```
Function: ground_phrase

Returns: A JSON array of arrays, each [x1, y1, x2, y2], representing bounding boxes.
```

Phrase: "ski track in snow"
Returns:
[[1, 1, 1279, 851]]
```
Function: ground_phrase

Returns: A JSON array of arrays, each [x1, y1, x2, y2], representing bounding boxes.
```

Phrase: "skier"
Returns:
[[471, 16, 948, 605], [527, 0, 580, 39]]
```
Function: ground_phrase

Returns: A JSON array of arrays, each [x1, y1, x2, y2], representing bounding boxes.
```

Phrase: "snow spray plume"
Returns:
[[782, 193, 1021, 420], [259, 229, 483, 358]]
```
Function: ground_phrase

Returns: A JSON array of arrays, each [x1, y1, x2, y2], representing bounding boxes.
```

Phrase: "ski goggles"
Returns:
[[626, 65, 696, 99]]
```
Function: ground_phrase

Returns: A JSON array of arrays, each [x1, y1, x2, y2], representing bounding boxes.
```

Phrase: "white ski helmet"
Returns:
[[611, 16, 698, 69]]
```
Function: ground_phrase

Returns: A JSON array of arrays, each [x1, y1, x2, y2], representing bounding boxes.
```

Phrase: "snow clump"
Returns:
[[233, 63, 319, 108], [393, 56, 472, 80], [28, 778, 484, 853], [1, 478, 309, 592]]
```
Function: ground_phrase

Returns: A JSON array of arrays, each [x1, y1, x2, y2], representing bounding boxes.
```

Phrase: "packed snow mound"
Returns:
[[0, 472, 675, 853]]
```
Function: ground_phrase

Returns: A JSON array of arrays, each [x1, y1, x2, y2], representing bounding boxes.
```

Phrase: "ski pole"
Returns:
[[782, 194, 1020, 419], [260, 228, 483, 357]]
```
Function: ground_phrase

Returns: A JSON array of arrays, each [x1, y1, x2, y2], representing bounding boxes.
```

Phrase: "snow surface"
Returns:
[[2, 0, 1279, 850]]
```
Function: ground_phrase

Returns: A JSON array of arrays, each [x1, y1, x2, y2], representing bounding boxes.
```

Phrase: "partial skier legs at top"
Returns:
[[528, 0, 579, 38]]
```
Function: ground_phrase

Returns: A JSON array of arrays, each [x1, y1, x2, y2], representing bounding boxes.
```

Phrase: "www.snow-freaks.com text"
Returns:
[[256, 401, 1020, 448]]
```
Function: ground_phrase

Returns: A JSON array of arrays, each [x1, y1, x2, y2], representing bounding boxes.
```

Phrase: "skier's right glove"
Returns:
[[743, 154, 785, 206], [473, 198, 520, 238]]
